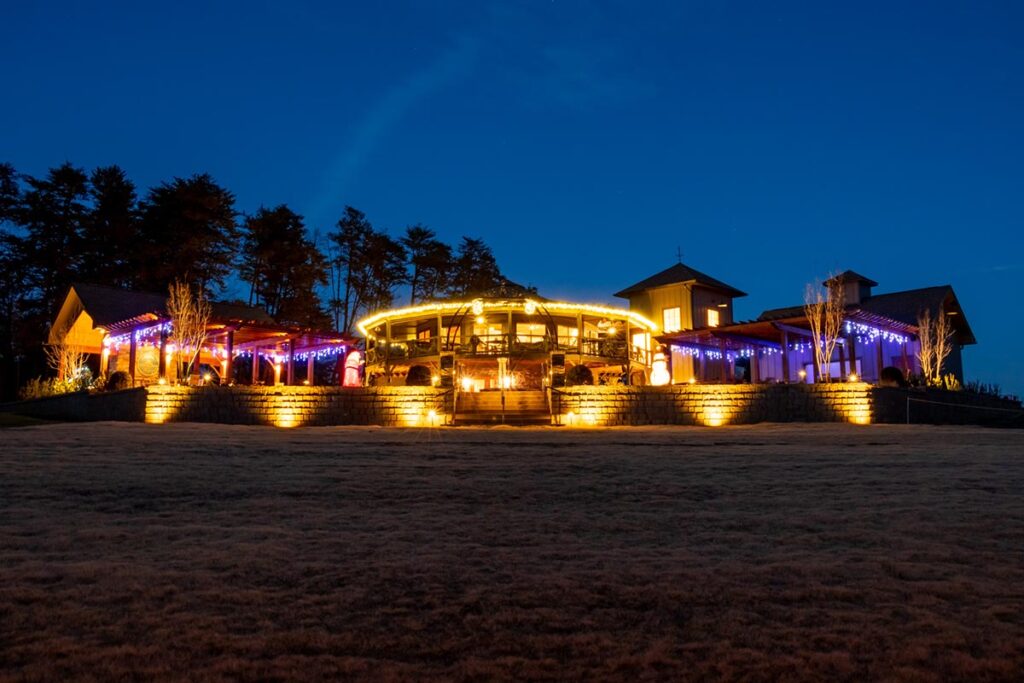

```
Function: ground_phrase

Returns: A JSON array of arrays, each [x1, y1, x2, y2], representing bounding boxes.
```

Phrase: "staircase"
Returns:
[[455, 390, 551, 426]]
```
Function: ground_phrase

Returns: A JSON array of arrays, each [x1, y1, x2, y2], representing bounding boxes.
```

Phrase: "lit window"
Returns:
[[662, 307, 681, 333], [707, 309, 720, 327]]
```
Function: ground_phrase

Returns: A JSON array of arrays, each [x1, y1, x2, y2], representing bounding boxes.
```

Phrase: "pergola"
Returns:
[[54, 283, 354, 386], [658, 310, 917, 383]]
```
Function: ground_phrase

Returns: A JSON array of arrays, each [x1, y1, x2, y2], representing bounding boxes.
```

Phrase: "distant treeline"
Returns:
[[0, 161, 513, 398]]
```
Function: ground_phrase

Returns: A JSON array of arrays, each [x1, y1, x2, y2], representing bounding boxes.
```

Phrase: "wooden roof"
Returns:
[[70, 282, 274, 331], [758, 285, 975, 345], [824, 270, 879, 287], [614, 262, 747, 299], [57, 284, 353, 352]]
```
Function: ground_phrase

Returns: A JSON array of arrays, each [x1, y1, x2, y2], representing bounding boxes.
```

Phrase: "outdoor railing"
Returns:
[[367, 334, 651, 365]]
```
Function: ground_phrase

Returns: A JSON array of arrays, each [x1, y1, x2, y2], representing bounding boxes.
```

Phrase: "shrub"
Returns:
[[106, 371, 132, 392], [879, 366, 908, 388], [566, 364, 594, 386], [406, 365, 433, 386], [17, 376, 84, 400]]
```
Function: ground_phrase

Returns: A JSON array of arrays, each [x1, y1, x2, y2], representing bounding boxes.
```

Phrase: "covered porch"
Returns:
[[660, 312, 917, 385], [100, 319, 355, 387]]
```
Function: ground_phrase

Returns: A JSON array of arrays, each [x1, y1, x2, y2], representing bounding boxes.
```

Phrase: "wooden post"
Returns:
[[128, 332, 138, 385], [224, 330, 234, 385], [307, 351, 315, 385], [576, 312, 583, 364], [252, 347, 260, 384], [876, 338, 884, 382], [287, 339, 296, 385], [837, 343, 846, 381], [385, 320, 392, 385], [847, 333, 857, 378], [624, 320, 631, 386], [720, 339, 728, 382], [750, 349, 760, 383], [780, 330, 790, 382], [158, 328, 167, 381]]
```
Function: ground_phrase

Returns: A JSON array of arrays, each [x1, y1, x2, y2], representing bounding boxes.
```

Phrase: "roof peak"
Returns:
[[824, 270, 879, 287], [614, 262, 746, 299]]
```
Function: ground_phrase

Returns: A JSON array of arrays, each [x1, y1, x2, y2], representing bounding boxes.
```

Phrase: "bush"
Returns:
[[406, 365, 433, 386], [879, 366, 908, 388], [566, 365, 594, 386], [18, 376, 83, 401], [106, 371, 132, 392]]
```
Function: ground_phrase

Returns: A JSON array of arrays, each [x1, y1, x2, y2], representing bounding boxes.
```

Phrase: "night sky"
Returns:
[[2, 2, 1022, 394]]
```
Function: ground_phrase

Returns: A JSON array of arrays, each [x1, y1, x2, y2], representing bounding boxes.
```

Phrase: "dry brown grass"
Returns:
[[2, 423, 1023, 681]]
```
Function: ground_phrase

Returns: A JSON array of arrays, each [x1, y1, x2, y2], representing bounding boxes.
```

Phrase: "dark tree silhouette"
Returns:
[[240, 205, 329, 327], [0, 165, 30, 398], [19, 163, 90, 314], [402, 224, 453, 304], [448, 237, 503, 297], [327, 206, 374, 333], [0, 163, 19, 221], [361, 230, 407, 314], [79, 166, 139, 287], [327, 207, 408, 333], [137, 174, 238, 294]]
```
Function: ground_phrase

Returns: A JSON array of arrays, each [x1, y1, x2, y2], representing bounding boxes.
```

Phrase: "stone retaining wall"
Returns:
[[145, 385, 450, 427], [0, 388, 147, 422], [553, 384, 873, 426], [3, 383, 1018, 428]]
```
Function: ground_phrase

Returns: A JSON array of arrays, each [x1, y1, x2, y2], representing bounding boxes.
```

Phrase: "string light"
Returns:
[[843, 321, 908, 345], [356, 299, 659, 336]]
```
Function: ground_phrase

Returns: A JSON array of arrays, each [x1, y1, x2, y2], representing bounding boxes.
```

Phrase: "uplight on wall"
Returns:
[[702, 408, 726, 427]]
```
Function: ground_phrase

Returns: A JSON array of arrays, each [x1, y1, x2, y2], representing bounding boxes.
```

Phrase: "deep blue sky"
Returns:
[[2, 2, 1022, 393]]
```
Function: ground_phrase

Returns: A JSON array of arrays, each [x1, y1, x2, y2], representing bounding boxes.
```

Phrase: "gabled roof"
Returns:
[[69, 283, 275, 330], [860, 285, 975, 344], [758, 284, 976, 345], [824, 270, 879, 287], [614, 263, 747, 299]]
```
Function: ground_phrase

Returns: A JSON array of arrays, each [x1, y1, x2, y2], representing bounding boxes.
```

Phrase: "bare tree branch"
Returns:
[[167, 279, 211, 383], [804, 274, 844, 382]]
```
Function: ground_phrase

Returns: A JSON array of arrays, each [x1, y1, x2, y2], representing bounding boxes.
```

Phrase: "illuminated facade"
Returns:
[[650, 270, 976, 385], [52, 283, 354, 387], [356, 282, 658, 390]]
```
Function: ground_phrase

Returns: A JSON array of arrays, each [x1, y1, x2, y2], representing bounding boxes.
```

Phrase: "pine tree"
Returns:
[[137, 174, 238, 294], [240, 205, 329, 327]]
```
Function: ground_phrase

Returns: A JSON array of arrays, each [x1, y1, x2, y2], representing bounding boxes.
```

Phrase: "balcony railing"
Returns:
[[367, 334, 650, 365]]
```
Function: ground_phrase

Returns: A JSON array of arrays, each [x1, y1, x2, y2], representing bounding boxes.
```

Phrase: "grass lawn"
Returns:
[[0, 412, 57, 429], [2, 422, 1023, 681]]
